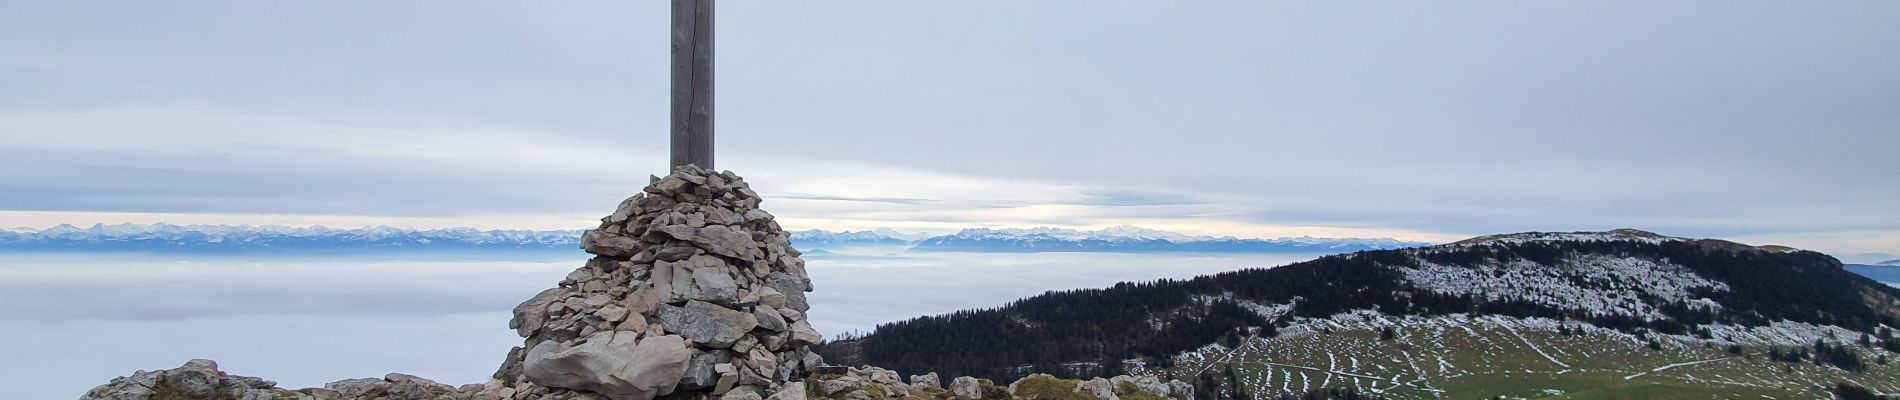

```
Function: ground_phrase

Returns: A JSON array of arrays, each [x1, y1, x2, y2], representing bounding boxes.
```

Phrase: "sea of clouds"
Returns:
[[0, 248, 1315, 400]]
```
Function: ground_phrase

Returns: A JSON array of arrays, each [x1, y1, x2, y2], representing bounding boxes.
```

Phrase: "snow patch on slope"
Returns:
[[1393, 254, 1728, 320], [1449, 228, 1678, 247], [939, 225, 1421, 247]]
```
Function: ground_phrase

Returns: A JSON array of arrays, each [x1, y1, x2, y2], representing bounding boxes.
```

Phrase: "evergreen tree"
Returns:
[[1831, 383, 1883, 400]]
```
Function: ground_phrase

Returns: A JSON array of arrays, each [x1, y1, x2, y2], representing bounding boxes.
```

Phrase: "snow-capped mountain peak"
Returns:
[[870, 228, 932, 242], [1091, 225, 1214, 242], [0, 222, 584, 251], [792, 229, 902, 241], [945, 226, 1196, 242]]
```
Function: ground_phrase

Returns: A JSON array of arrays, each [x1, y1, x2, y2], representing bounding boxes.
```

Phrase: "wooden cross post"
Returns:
[[671, 0, 715, 170]]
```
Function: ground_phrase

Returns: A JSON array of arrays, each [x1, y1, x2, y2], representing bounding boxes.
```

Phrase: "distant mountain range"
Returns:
[[0, 223, 1429, 257], [910, 226, 1428, 253], [0, 223, 582, 253], [1847, 262, 1900, 285], [6, 225, 1892, 287], [788, 229, 918, 247]]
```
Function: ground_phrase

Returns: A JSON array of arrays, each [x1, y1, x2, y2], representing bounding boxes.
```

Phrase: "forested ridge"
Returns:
[[814, 236, 1900, 381]]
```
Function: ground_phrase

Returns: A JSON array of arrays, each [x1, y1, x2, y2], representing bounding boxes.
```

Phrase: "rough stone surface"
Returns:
[[753, 305, 788, 332], [909, 372, 941, 391], [582, 230, 645, 257], [949, 376, 982, 399], [1109, 375, 1171, 398], [754, 287, 788, 309], [787, 320, 822, 346], [719, 386, 765, 400], [685, 262, 741, 304], [679, 350, 730, 390], [657, 300, 761, 348], [524, 331, 694, 400], [1074, 378, 1118, 400], [325, 378, 388, 397], [385, 373, 455, 393], [81, 359, 484, 400], [1000, 374, 1188, 400], [658, 225, 763, 260], [762, 273, 811, 312], [1168, 381, 1194, 398], [764, 381, 806, 400]]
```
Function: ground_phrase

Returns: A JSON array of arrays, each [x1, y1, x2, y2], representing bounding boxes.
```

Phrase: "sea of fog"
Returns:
[[0, 247, 1321, 400]]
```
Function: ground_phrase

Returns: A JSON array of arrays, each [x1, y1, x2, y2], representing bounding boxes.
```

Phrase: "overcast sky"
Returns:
[[2, 1, 1897, 257]]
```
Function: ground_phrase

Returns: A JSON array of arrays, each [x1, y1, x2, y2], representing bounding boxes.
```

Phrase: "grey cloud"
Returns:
[[1, 1, 1898, 249], [904, 190, 1210, 209], [774, 194, 937, 205], [774, 188, 1209, 212], [1068, 189, 1211, 207], [0, 147, 643, 218]]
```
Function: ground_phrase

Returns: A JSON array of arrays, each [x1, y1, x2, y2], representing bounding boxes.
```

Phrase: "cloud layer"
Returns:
[[0, 250, 1313, 399]]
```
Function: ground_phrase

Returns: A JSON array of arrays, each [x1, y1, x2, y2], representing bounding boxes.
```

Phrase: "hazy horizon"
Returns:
[[9, 219, 1900, 264]]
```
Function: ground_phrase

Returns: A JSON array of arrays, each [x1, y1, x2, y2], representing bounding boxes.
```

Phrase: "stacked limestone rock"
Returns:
[[491, 165, 824, 400]]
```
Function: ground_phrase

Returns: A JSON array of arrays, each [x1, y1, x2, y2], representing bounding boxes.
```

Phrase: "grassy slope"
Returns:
[[1160, 313, 1898, 400]]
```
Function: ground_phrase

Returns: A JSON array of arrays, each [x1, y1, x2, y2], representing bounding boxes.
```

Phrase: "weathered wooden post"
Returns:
[[671, 0, 715, 169]]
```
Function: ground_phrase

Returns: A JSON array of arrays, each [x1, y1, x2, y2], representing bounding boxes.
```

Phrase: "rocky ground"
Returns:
[[78, 166, 1193, 400], [81, 360, 1189, 400]]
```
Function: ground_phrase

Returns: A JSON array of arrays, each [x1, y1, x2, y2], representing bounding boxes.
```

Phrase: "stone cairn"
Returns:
[[492, 165, 824, 400]]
